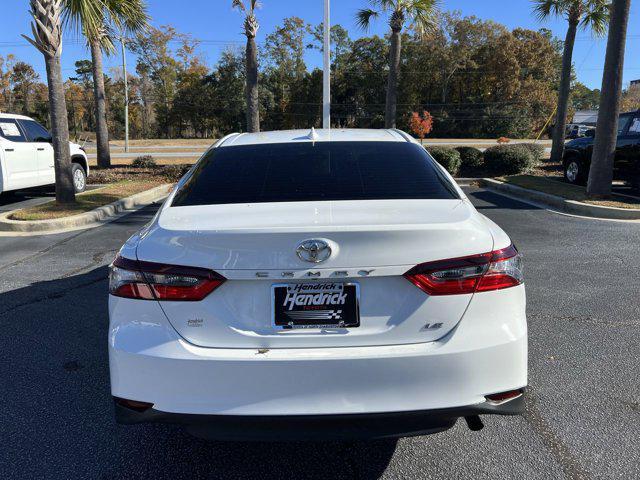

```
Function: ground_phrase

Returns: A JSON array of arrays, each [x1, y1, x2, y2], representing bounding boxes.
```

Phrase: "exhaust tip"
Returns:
[[465, 415, 484, 431], [485, 388, 524, 405], [114, 397, 154, 413]]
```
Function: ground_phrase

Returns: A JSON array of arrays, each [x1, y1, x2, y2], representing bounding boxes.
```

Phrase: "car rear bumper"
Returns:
[[109, 287, 527, 424], [114, 394, 525, 441]]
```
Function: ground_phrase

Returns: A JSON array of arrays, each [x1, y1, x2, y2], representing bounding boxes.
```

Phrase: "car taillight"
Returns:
[[109, 255, 225, 301], [404, 244, 523, 296]]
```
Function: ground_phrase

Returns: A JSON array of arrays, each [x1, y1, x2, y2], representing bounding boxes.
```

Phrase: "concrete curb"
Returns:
[[479, 178, 640, 220], [0, 184, 173, 233]]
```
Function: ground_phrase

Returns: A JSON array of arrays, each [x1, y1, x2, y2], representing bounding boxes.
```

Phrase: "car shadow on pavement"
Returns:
[[0, 266, 397, 480], [0, 185, 55, 203], [0, 185, 103, 212], [467, 190, 542, 211]]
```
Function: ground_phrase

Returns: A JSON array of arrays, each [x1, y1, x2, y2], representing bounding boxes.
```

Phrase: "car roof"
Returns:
[[220, 128, 411, 147], [0, 113, 33, 121]]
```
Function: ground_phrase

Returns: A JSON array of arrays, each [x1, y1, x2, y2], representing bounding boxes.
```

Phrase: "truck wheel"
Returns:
[[564, 159, 587, 185], [72, 164, 87, 193]]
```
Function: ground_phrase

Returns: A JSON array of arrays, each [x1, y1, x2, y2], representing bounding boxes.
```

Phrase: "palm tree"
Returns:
[[22, 0, 76, 204], [587, 0, 632, 197], [233, 0, 260, 133], [533, 0, 609, 165], [63, 0, 149, 169], [356, 0, 438, 128]]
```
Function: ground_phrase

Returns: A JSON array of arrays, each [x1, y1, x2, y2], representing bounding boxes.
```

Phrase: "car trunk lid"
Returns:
[[136, 199, 494, 348]]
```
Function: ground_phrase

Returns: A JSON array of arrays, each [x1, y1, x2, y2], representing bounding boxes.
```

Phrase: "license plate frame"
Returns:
[[271, 282, 360, 330]]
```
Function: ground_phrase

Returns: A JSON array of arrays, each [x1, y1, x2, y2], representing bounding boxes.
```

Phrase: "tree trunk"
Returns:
[[245, 34, 260, 133], [587, 0, 632, 197], [22, 84, 32, 114], [385, 27, 402, 129], [44, 54, 75, 204], [90, 39, 111, 169], [549, 20, 578, 164], [441, 67, 457, 104]]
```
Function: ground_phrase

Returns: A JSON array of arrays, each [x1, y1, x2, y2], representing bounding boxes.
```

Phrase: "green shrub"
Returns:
[[162, 164, 192, 182], [131, 155, 157, 169], [427, 146, 462, 176], [455, 146, 484, 176], [518, 143, 546, 162], [483, 145, 536, 176]]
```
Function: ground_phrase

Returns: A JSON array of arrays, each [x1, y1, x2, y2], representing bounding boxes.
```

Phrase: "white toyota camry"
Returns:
[[108, 129, 527, 440]]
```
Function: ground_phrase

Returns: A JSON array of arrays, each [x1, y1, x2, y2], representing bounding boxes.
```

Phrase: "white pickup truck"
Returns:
[[0, 113, 89, 195]]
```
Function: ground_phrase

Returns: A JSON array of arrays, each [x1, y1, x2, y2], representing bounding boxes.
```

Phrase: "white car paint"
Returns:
[[108, 128, 527, 438], [138, 199, 496, 349], [0, 113, 88, 194], [224, 128, 408, 147], [110, 286, 526, 416]]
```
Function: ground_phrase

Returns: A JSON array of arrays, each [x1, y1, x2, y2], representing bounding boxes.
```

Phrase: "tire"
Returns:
[[71, 163, 87, 193], [563, 158, 587, 186]]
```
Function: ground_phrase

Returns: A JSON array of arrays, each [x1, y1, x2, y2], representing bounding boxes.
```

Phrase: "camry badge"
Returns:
[[296, 239, 332, 263]]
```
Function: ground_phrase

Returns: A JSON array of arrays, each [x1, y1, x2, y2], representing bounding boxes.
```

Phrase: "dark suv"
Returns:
[[563, 110, 640, 188]]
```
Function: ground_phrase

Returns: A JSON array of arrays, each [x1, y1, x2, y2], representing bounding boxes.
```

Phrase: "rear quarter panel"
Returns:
[[0, 141, 5, 193]]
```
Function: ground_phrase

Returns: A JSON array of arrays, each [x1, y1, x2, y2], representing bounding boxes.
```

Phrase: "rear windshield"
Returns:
[[172, 141, 459, 206]]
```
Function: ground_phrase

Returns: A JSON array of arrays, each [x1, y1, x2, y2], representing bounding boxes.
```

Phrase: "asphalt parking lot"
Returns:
[[0, 187, 638, 479], [0, 185, 102, 214], [0, 186, 57, 214]]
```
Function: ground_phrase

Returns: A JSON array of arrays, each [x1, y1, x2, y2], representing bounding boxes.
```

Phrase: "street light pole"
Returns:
[[323, 0, 330, 129], [120, 36, 130, 153]]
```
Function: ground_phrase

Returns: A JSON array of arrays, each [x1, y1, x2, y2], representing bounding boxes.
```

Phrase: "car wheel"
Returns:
[[72, 164, 87, 193], [564, 159, 586, 185]]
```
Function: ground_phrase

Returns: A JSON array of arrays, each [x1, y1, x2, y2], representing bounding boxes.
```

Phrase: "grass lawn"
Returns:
[[500, 175, 640, 210], [87, 156, 199, 167], [86, 165, 190, 185], [85, 147, 207, 155], [9, 179, 168, 221], [109, 139, 215, 147]]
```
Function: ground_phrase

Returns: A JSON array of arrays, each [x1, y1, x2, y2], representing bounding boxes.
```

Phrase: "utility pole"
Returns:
[[120, 36, 130, 153], [323, 0, 330, 129]]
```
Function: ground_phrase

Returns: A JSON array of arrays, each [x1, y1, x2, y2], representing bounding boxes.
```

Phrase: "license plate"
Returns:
[[272, 282, 360, 329]]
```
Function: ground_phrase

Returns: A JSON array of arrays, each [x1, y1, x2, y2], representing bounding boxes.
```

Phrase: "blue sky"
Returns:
[[1, 0, 639, 90]]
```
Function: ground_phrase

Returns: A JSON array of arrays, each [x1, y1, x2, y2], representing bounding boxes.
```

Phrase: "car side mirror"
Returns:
[[584, 129, 595, 138]]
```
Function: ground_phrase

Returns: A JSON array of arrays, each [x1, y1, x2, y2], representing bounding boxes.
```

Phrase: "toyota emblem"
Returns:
[[296, 239, 332, 263]]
